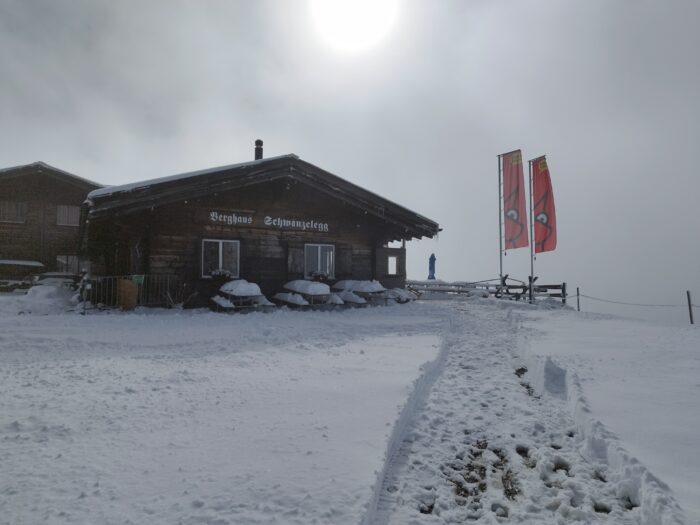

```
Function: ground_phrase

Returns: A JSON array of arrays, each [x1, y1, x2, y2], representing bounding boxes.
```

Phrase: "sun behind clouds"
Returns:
[[309, 0, 398, 53]]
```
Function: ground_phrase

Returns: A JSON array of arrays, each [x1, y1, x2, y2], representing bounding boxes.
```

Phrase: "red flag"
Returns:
[[501, 150, 529, 249], [532, 156, 557, 253]]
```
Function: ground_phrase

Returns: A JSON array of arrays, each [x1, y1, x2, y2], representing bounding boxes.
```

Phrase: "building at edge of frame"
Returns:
[[0, 162, 101, 278], [82, 141, 440, 304]]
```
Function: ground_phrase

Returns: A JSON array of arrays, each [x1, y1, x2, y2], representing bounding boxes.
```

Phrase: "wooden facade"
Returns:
[[85, 152, 439, 302], [0, 162, 100, 276]]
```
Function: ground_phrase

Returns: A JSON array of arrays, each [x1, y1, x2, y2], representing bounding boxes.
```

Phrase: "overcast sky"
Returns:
[[1, 0, 698, 322]]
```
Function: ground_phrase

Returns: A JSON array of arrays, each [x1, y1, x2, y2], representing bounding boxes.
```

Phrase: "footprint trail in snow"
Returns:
[[373, 303, 644, 524]]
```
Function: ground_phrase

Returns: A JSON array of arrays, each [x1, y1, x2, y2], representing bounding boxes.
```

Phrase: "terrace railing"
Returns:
[[83, 274, 183, 309], [406, 279, 567, 304]]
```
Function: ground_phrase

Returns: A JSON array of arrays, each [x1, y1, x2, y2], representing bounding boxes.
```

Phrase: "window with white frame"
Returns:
[[387, 255, 398, 275], [304, 244, 335, 279], [0, 201, 27, 223], [201, 239, 240, 278], [56, 205, 81, 226]]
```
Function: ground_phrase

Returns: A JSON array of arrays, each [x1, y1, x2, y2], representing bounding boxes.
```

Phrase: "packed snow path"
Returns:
[[370, 301, 686, 525]]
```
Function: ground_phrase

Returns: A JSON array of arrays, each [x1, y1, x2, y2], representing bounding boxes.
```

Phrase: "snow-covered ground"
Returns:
[[521, 309, 700, 523], [0, 291, 696, 524], [0, 299, 443, 524]]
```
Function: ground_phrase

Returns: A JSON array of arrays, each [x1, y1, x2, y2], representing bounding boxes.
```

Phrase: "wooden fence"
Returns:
[[406, 279, 567, 304]]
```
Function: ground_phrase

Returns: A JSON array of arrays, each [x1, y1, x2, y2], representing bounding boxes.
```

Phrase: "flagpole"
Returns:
[[497, 154, 503, 285], [528, 159, 535, 303]]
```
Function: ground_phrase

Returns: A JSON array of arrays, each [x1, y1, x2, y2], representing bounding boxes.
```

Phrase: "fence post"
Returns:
[[688, 290, 694, 325], [561, 282, 567, 305], [576, 287, 580, 312]]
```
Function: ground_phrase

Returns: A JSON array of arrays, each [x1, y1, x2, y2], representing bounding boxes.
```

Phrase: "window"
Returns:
[[56, 255, 80, 274], [57, 205, 80, 226], [388, 256, 398, 275], [202, 239, 240, 278], [0, 201, 27, 223], [304, 244, 334, 279]]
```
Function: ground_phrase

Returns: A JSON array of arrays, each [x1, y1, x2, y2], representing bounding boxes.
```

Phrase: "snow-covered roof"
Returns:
[[88, 154, 296, 199], [86, 154, 440, 240], [0, 259, 45, 267], [0, 161, 101, 190]]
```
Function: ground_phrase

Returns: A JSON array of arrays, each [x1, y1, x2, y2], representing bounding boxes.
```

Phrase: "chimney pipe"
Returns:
[[254, 139, 263, 160]]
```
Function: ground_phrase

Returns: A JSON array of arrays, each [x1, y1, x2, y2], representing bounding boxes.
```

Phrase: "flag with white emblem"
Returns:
[[532, 156, 557, 253], [501, 149, 529, 249]]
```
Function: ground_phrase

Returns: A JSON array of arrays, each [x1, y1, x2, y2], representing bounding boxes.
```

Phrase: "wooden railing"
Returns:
[[406, 279, 567, 304]]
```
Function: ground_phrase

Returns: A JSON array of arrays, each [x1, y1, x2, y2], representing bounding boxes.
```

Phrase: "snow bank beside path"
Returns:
[[361, 318, 455, 525], [522, 311, 693, 524]]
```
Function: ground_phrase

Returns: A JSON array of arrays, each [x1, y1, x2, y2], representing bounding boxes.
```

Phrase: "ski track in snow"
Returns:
[[369, 300, 687, 525]]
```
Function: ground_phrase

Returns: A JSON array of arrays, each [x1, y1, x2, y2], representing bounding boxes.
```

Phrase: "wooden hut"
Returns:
[[84, 142, 439, 304]]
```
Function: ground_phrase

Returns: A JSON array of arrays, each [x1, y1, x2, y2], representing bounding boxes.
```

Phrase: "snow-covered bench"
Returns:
[[332, 280, 388, 306], [281, 280, 345, 310], [211, 279, 274, 313]]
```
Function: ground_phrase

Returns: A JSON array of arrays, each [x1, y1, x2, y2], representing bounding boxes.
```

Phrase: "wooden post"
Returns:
[[577, 287, 580, 312], [688, 290, 694, 325], [561, 282, 567, 305]]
